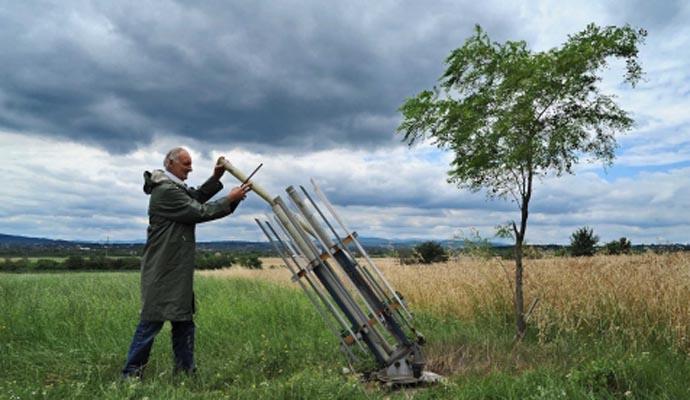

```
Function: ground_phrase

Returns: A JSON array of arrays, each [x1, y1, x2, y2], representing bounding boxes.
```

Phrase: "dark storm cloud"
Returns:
[[0, 0, 517, 154]]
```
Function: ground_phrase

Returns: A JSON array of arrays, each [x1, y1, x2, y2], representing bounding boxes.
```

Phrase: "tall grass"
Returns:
[[3, 253, 690, 398], [210, 253, 690, 385], [0, 273, 368, 399], [384, 253, 690, 350], [218, 253, 690, 350]]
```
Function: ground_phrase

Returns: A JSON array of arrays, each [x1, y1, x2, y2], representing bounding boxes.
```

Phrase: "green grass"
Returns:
[[1, 273, 690, 399]]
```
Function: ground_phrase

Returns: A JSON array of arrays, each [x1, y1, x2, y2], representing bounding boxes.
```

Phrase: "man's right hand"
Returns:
[[228, 182, 252, 203]]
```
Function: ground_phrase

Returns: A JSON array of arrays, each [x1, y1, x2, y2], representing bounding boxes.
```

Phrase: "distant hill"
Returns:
[[0, 233, 72, 246], [0, 233, 272, 253]]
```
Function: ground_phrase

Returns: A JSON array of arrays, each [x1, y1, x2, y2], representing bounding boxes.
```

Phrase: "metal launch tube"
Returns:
[[287, 186, 384, 323], [267, 217, 368, 355], [220, 157, 317, 236], [218, 157, 274, 205], [273, 197, 390, 364], [310, 178, 414, 321], [256, 218, 360, 363], [286, 186, 396, 353]]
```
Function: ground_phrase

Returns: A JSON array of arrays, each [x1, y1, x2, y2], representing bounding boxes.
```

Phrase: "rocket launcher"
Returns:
[[219, 157, 440, 384]]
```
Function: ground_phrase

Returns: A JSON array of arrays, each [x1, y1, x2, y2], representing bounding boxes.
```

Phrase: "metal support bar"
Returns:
[[310, 178, 414, 321], [299, 185, 394, 313], [256, 219, 359, 363], [272, 196, 390, 364], [286, 186, 384, 328], [267, 215, 362, 349]]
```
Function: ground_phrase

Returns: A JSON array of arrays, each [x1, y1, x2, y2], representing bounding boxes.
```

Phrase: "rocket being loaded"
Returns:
[[219, 157, 441, 384]]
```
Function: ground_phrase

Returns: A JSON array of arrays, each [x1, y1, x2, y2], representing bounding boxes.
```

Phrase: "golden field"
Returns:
[[201, 252, 690, 351]]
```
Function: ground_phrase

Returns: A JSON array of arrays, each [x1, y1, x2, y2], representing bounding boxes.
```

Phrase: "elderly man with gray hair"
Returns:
[[122, 147, 251, 379]]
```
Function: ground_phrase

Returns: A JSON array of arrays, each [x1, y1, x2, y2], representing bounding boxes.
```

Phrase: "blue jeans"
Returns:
[[122, 320, 196, 378]]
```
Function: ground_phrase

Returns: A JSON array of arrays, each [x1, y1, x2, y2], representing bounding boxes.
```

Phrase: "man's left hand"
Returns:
[[213, 157, 225, 180]]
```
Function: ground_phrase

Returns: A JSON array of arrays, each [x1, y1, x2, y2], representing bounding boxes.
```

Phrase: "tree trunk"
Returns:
[[513, 186, 530, 337], [514, 236, 526, 336]]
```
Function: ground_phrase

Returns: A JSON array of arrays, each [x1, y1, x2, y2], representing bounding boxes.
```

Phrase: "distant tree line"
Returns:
[[392, 228, 687, 265], [0, 251, 262, 273], [570, 226, 632, 257], [2, 232, 687, 273]]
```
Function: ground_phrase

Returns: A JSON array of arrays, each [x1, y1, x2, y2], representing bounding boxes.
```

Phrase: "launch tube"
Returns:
[[220, 157, 316, 236], [218, 157, 274, 205]]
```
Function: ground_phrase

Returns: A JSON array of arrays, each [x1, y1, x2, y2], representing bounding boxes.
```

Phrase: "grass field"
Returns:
[[2, 253, 690, 399]]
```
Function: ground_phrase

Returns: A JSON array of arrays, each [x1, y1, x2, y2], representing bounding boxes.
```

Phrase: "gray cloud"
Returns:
[[2, 1, 690, 245], [4, 131, 687, 244], [2, 0, 683, 157], [0, 0, 519, 154]]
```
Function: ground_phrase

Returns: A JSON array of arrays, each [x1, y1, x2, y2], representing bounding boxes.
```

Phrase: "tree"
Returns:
[[397, 24, 645, 336], [415, 241, 450, 264], [64, 255, 85, 270], [570, 226, 600, 256], [396, 247, 421, 265], [237, 253, 263, 269], [604, 237, 632, 255], [455, 228, 494, 259]]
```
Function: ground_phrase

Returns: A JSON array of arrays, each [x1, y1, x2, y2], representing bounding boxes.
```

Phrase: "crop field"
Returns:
[[2, 253, 690, 399]]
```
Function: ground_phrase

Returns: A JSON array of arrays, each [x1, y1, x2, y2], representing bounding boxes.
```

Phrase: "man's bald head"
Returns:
[[164, 147, 188, 168], [164, 147, 193, 181]]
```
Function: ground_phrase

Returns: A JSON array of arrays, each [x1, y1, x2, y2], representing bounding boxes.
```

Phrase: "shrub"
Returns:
[[35, 259, 62, 270], [456, 228, 493, 259], [64, 255, 86, 270], [570, 227, 599, 257], [89, 255, 108, 270], [196, 252, 235, 270], [396, 247, 420, 265], [119, 257, 141, 270], [523, 245, 545, 259], [604, 237, 632, 255], [0, 258, 30, 272], [237, 254, 262, 269], [414, 241, 449, 264]]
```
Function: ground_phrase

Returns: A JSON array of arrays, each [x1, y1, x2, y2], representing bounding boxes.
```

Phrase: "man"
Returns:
[[122, 147, 251, 378]]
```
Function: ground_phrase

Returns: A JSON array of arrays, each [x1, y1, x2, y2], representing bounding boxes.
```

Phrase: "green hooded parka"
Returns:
[[139, 169, 238, 321]]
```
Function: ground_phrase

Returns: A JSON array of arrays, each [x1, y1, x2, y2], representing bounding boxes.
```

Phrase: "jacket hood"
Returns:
[[143, 169, 171, 194]]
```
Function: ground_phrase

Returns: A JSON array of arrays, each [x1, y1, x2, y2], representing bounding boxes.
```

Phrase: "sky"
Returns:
[[1, 0, 689, 245]]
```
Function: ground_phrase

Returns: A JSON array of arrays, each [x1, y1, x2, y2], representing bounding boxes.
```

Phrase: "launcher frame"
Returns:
[[220, 158, 436, 383]]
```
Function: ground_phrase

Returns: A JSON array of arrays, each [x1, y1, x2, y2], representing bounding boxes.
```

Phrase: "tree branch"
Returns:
[[535, 86, 563, 123]]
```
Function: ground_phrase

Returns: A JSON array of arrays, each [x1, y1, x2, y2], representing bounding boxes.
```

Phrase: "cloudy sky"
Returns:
[[2, 0, 689, 244]]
